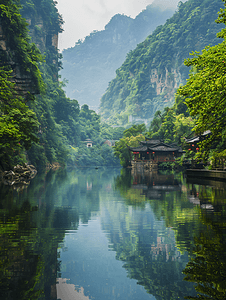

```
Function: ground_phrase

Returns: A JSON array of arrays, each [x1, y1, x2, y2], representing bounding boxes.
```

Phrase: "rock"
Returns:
[[2, 164, 37, 186]]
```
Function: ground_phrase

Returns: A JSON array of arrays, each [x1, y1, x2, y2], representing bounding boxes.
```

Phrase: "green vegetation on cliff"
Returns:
[[0, 0, 43, 170], [0, 0, 121, 170], [0, 68, 39, 170], [100, 0, 224, 126], [61, 5, 175, 110]]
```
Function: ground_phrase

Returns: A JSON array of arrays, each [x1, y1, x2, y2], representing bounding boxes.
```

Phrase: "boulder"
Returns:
[[2, 164, 37, 185]]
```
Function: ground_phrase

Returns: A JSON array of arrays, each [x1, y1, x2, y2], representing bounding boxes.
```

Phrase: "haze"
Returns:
[[56, 0, 187, 51]]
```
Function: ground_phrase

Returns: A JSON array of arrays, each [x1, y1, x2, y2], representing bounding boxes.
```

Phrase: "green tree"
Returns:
[[123, 124, 146, 138], [114, 134, 145, 167], [113, 124, 146, 167], [0, 68, 39, 170], [177, 0, 226, 162]]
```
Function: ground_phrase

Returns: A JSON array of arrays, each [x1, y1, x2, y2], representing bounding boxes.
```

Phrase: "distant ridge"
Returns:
[[60, 5, 176, 110], [99, 0, 225, 125]]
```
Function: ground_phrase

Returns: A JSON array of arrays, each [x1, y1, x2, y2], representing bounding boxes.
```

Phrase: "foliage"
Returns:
[[0, 67, 39, 170], [183, 207, 226, 300], [114, 124, 146, 167], [20, 0, 64, 34], [99, 0, 224, 125], [123, 124, 146, 138], [148, 95, 195, 146], [209, 149, 226, 169], [0, 0, 120, 169], [177, 0, 226, 162], [100, 123, 124, 140], [0, 0, 44, 96], [60, 6, 175, 108]]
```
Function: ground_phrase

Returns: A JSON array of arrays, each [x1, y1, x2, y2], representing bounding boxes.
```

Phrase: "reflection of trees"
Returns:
[[113, 170, 226, 299], [0, 199, 76, 299], [114, 170, 203, 254], [0, 170, 80, 300], [0, 201, 44, 300], [0, 167, 119, 299], [122, 242, 192, 300], [101, 188, 196, 300], [183, 208, 226, 300]]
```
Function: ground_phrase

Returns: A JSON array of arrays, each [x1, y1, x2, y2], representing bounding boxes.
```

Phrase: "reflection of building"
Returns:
[[87, 182, 92, 190], [131, 171, 181, 200], [151, 236, 181, 261], [130, 139, 184, 171], [187, 184, 214, 211]]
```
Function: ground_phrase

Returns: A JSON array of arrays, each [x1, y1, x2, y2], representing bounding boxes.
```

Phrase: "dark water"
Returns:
[[1, 167, 226, 300]]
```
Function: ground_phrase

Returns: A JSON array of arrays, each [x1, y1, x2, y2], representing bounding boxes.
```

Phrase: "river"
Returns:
[[0, 167, 226, 300]]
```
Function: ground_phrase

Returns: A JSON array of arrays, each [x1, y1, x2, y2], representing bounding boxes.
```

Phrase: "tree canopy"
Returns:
[[177, 0, 226, 161]]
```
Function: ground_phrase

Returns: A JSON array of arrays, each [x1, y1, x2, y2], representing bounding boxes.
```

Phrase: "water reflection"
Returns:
[[114, 169, 226, 299], [0, 167, 226, 300], [108, 169, 197, 299], [183, 183, 226, 299]]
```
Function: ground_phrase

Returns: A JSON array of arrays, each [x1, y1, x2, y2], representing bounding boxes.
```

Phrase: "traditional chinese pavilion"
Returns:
[[129, 139, 184, 170], [185, 130, 211, 152]]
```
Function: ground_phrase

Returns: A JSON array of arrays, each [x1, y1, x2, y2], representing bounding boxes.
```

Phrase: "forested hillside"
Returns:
[[100, 0, 225, 125], [0, 0, 120, 171], [60, 5, 175, 110]]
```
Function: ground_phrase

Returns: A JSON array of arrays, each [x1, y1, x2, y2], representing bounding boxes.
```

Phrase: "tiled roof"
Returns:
[[129, 145, 149, 152], [149, 145, 180, 152], [130, 141, 183, 152], [149, 142, 180, 152], [185, 130, 211, 143], [140, 139, 161, 145]]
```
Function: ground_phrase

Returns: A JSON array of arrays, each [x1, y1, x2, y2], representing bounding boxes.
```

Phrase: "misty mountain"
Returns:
[[99, 0, 225, 125], [60, 5, 176, 110]]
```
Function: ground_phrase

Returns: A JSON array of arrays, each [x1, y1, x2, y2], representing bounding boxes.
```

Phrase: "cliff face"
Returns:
[[60, 5, 175, 110], [25, 16, 58, 52], [0, 11, 41, 99], [0, 0, 60, 99], [99, 0, 225, 126], [150, 67, 183, 100]]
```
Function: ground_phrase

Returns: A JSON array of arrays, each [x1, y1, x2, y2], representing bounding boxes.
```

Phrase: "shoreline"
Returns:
[[186, 169, 226, 181]]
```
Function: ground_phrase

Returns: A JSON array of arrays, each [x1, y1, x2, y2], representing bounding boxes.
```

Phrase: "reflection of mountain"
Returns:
[[0, 168, 118, 300], [100, 192, 196, 300], [113, 170, 226, 300], [0, 198, 67, 300], [114, 169, 206, 255]]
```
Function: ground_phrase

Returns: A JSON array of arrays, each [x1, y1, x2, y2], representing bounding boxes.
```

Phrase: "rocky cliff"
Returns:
[[99, 0, 225, 126], [60, 5, 175, 110]]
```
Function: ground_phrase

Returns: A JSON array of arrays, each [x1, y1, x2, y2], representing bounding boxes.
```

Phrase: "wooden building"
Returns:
[[185, 130, 211, 152], [129, 139, 184, 170]]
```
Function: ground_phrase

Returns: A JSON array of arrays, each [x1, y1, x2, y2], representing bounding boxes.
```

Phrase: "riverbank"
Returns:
[[186, 169, 226, 181]]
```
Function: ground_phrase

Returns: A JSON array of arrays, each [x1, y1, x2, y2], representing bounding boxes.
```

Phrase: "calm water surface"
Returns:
[[1, 167, 226, 300]]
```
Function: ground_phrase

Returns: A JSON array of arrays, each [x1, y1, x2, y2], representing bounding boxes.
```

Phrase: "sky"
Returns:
[[56, 0, 185, 52]]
